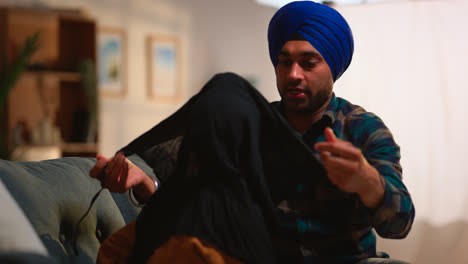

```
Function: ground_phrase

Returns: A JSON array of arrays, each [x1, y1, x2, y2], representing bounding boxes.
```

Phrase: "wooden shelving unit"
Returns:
[[61, 142, 97, 156], [1, 7, 98, 160], [22, 71, 82, 82]]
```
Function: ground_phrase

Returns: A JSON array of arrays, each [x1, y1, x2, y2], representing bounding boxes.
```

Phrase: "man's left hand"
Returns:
[[314, 127, 385, 208]]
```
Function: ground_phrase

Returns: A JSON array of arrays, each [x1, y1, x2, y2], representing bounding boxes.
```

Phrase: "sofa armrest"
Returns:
[[0, 154, 155, 264]]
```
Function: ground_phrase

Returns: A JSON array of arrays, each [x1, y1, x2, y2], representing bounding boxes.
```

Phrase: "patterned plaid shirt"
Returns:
[[271, 93, 415, 264]]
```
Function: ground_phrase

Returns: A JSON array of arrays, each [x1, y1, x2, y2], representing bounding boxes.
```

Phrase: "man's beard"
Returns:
[[283, 89, 331, 115]]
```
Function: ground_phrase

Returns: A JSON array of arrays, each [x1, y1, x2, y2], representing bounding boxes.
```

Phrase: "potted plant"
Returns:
[[77, 59, 97, 143], [0, 32, 39, 159]]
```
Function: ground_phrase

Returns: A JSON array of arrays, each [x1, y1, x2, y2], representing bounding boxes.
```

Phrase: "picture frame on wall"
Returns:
[[97, 27, 127, 97], [147, 34, 182, 103]]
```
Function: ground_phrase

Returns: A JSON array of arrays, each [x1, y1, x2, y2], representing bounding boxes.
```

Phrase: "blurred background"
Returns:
[[1, 0, 467, 263]]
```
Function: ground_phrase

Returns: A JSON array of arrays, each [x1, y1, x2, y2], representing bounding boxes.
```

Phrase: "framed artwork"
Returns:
[[97, 27, 127, 97], [147, 34, 182, 102]]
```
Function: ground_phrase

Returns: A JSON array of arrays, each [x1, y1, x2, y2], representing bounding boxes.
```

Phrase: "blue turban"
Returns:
[[268, 1, 354, 81]]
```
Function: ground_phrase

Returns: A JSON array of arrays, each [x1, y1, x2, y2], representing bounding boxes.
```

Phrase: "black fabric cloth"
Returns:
[[119, 73, 327, 263]]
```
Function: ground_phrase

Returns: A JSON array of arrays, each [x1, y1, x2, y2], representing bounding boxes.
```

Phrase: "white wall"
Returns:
[[170, 0, 279, 100], [335, 1, 468, 263]]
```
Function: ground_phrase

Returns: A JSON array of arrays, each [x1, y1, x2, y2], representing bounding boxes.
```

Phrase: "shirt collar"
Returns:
[[322, 92, 338, 125]]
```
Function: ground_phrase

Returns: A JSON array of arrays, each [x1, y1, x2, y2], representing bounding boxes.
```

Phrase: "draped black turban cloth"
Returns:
[[119, 73, 326, 263], [268, 1, 354, 81]]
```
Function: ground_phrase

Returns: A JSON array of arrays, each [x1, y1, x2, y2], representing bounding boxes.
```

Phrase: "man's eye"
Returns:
[[302, 61, 317, 69], [277, 59, 291, 66]]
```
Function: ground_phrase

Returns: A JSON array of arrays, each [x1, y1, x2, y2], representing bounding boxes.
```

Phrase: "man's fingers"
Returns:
[[315, 142, 361, 160], [90, 158, 107, 179], [324, 155, 359, 174], [324, 127, 337, 142], [92, 153, 134, 193], [118, 161, 129, 192], [319, 151, 331, 162], [97, 155, 110, 163], [108, 154, 124, 181]]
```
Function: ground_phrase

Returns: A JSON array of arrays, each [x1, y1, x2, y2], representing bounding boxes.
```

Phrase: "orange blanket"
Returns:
[[97, 221, 243, 264]]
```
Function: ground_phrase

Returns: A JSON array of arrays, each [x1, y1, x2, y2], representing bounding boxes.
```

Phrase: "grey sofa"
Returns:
[[0, 154, 156, 264]]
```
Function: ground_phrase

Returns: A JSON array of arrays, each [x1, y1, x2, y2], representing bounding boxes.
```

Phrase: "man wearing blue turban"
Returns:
[[92, 1, 414, 264], [266, 1, 414, 264]]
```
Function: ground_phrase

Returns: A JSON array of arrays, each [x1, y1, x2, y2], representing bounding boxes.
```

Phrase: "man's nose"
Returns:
[[289, 62, 304, 80]]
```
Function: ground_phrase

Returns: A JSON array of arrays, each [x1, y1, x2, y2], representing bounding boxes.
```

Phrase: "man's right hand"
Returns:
[[89, 152, 157, 203]]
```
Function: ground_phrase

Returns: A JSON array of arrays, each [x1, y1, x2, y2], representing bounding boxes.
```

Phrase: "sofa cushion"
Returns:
[[0, 154, 155, 264]]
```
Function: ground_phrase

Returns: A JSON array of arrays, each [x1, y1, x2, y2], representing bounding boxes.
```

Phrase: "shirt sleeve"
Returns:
[[357, 114, 415, 239]]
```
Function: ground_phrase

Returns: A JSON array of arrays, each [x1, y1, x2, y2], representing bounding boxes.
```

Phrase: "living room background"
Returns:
[[2, 0, 468, 263]]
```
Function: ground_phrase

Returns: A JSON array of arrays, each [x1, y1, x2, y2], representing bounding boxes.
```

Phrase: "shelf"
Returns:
[[10, 143, 98, 161], [11, 145, 61, 161], [61, 142, 97, 153], [2, 7, 97, 159], [23, 71, 82, 82], [11, 143, 97, 153]]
